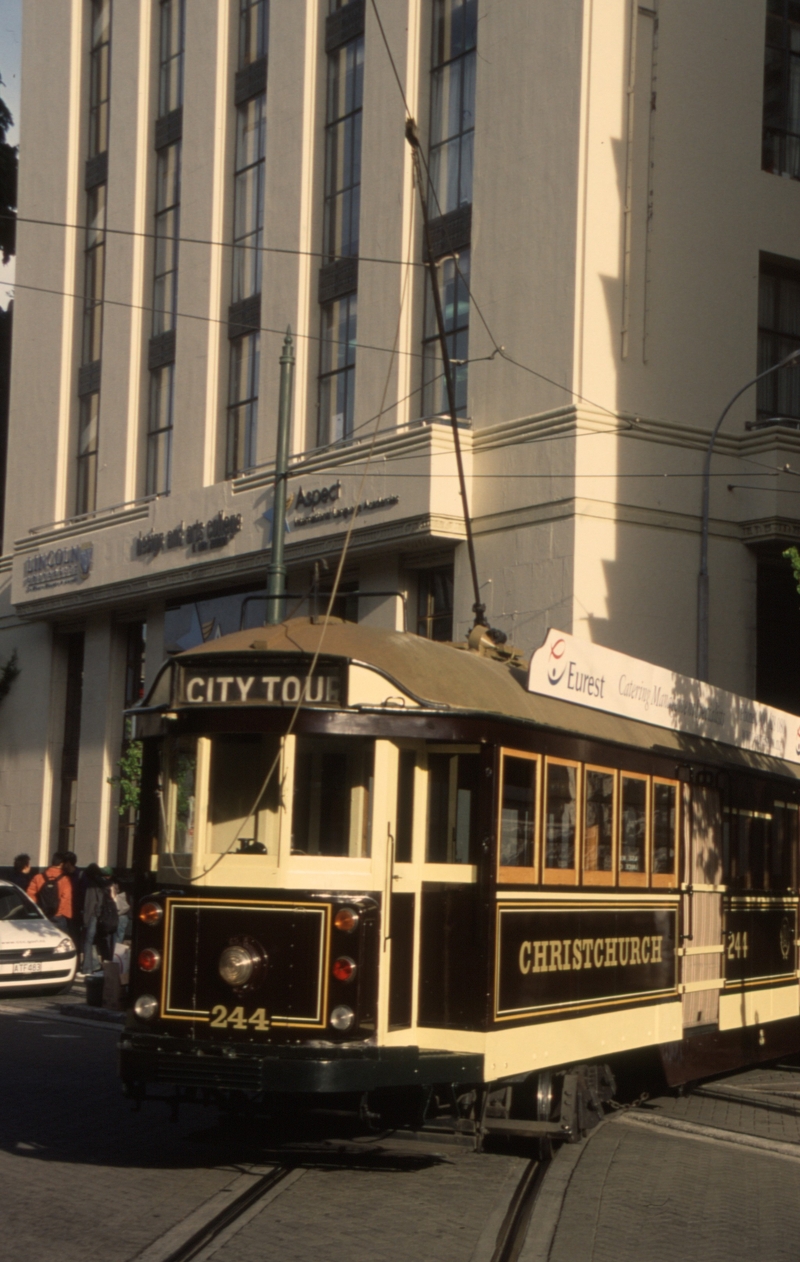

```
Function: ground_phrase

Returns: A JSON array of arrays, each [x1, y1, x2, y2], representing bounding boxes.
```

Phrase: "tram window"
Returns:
[[207, 734, 279, 854], [291, 737, 374, 858], [583, 768, 615, 882], [652, 780, 678, 883], [499, 753, 537, 870], [161, 736, 197, 853], [620, 775, 647, 878], [426, 751, 481, 864], [395, 749, 416, 863], [771, 804, 798, 890], [544, 760, 578, 880]]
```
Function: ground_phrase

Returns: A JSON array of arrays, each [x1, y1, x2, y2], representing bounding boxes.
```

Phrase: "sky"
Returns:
[[0, 0, 21, 309]]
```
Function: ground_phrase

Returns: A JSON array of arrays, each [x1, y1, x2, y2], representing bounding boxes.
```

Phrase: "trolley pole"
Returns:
[[266, 327, 295, 625]]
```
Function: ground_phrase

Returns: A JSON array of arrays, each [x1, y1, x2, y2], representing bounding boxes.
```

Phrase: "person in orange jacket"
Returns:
[[27, 852, 73, 934]]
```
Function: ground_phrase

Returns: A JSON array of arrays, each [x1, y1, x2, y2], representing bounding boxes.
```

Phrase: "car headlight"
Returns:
[[53, 938, 73, 955]]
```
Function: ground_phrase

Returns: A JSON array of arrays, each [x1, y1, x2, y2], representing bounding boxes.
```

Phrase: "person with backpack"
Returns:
[[80, 864, 118, 976], [26, 852, 72, 933]]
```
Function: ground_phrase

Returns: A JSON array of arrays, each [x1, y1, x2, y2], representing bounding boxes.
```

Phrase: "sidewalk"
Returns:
[[520, 1067, 800, 1262]]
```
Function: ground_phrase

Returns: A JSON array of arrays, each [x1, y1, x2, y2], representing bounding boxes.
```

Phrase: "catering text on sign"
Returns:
[[528, 629, 800, 765]]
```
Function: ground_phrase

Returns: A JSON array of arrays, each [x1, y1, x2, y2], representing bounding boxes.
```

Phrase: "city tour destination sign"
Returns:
[[528, 629, 800, 766]]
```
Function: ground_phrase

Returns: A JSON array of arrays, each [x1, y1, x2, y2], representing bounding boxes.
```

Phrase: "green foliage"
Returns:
[[108, 719, 143, 817], [783, 547, 800, 599], [0, 649, 19, 704]]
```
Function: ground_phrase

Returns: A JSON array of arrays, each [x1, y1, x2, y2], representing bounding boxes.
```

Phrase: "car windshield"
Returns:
[[0, 886, 41, 920]]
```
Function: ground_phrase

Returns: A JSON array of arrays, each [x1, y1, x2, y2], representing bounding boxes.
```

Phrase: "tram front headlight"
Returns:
[[139, 901, 163, 926], [330, 1005, 354, 1032], [334, 906, 360, 933], [134, 994, 158, 1021], [219, 945, 255, 988]]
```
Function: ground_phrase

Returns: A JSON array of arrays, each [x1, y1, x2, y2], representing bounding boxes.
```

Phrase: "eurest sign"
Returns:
[[528, 629, 800, 765]]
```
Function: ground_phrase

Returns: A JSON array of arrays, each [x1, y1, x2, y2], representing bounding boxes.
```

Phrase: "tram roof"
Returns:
[[170, 620, 800, 783]]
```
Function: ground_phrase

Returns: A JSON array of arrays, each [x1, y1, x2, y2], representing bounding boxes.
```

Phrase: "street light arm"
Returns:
[[697, 346, 800, 680]]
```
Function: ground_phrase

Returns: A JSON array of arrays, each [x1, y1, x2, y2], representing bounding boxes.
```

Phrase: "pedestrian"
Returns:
[[62, 851, 80, 946], [111, 874, 131, 945], [80, 864, 118, 976], [9, 854, 33, 891], [26, 852, 72, 934]]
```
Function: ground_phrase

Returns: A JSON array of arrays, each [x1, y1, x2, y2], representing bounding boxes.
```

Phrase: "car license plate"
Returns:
[[12, 962, 41, 974]]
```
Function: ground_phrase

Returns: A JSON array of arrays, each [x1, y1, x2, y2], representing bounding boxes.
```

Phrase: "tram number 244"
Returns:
[[726, 931, 749, 960], [209, 1004, 270, 1030]]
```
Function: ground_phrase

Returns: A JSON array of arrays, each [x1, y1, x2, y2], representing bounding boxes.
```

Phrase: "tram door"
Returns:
[[682, 785, 723, 1029]]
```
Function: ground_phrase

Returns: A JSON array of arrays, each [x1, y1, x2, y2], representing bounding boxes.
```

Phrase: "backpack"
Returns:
[[96, 886, 119, 937], [38, 874, 61, 920]]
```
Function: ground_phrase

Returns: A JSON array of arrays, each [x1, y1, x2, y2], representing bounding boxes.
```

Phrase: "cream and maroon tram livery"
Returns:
[[120, 619, 800, 1119]]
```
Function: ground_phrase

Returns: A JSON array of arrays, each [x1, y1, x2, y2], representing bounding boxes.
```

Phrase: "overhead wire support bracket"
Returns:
[[405, 117, 486, 630]]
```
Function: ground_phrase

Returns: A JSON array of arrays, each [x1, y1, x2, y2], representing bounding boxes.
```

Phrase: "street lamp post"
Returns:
[[697, 346, 800, 681]]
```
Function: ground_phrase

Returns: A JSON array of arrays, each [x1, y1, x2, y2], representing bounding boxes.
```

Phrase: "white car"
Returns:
[[0, 880, 77, 992]]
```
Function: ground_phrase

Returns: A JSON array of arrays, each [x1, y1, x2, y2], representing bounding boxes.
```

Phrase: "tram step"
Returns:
[[481, 1118, 567, 1138]]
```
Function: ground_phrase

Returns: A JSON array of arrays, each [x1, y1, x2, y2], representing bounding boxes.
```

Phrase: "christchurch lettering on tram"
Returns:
[[517, 934, 664, 975]]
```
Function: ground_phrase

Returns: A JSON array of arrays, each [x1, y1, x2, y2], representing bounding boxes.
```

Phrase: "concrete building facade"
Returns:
[[3, 0, 800, 867]]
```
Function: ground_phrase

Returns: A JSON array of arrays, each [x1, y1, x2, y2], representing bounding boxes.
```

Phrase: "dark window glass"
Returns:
[[158, 0, 185, 117], [146, 363, 174, 495], [318, 292, 357, 446], [208, 734, 279, 854], [653, 781, 677, 875], [232, 95, 266, 304], [291, 736, 374, 857], [762, 0, 800, 179], [417, 565, 454, 641], [82, 184, 106, 365], [0, 886, 40, 920], [429, 0, 476, 216], [422, 247, 470, 417], [620, 775, 647, 872], [89, 0, 112, 158], [153, 142, 181, 336], [545, 763, 576, 870], [323, 35, 364, 262], [227, 331, 260, 476], [757, 259, 800, 421], [584, 769, 614, 873], [239, 0, 269, 69], [426, 750, 480, 864], [500, 754, 536, 868], [395, 749, 416, 863], [76, 393, 99, 515]]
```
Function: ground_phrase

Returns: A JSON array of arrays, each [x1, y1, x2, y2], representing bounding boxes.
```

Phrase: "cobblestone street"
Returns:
[[5, 992, 800, 1262]]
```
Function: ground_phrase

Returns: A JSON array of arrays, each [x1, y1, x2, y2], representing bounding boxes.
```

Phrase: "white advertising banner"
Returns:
[[527, 629, 800, 766]]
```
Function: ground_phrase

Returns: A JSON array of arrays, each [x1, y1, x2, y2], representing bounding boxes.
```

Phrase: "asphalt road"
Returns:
[[0, 992, 527, 1262]]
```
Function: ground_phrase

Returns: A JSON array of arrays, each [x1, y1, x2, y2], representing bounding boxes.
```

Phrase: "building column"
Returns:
[[73, 616, 126, 866]]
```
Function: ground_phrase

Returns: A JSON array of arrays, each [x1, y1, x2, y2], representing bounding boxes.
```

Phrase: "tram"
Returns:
[[120, 617, 800, 1139]]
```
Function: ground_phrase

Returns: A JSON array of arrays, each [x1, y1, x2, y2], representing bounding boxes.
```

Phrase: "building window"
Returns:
[[763, 0, 800, 179], [89, 0, 111, 159], [429, 0, 476, 217], [318, 3, 364, 449], [226, 3, 268, 478], [417, 564, 454, 641], [82, 184, 106, 366], [232, 96, 266, 304], [158, 0, 185, 118], [153, 143, 181, 337], [76, 394, 99, 516], [422, 249, 470, 417], [318, 293, 357, 446], [146, 364, 174, 495], [239, 0, 268, 66], [227, 331, 260, 477], [323, 30, 363, 262], [757, 256, 800, 421]]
